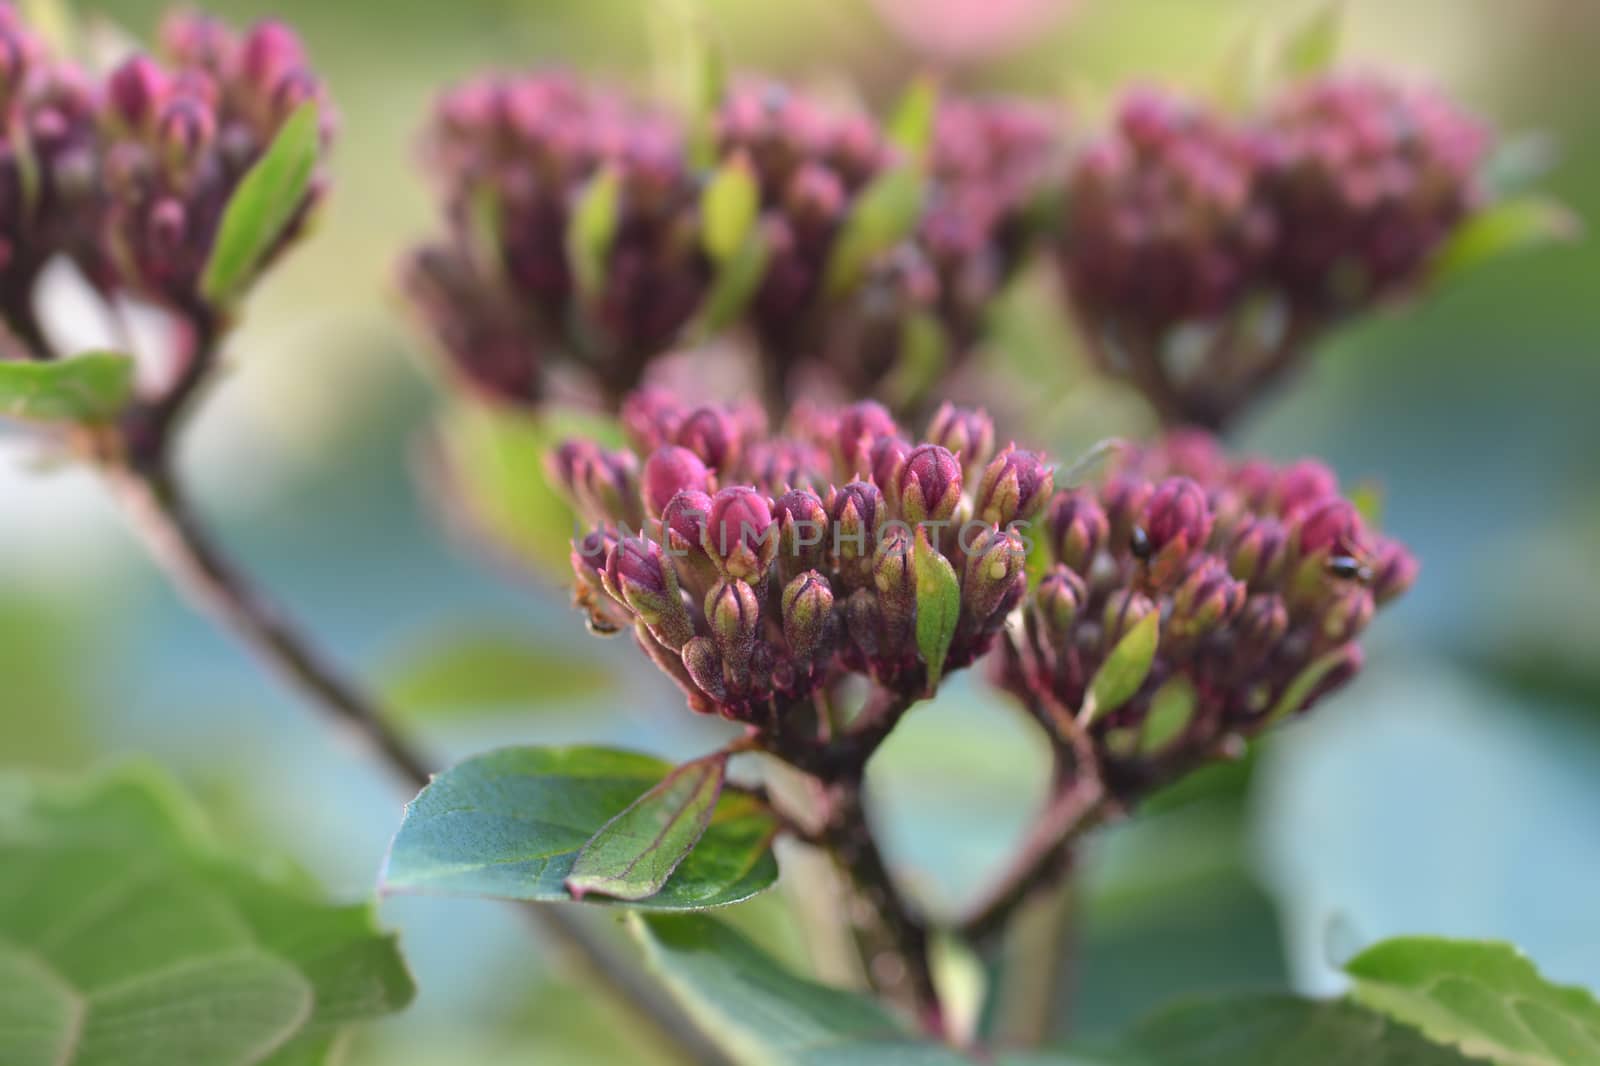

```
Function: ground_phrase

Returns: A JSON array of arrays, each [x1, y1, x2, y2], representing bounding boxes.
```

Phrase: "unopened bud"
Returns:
[[605, 536, 693, 649], [963, 526, 1027, 627], [1291, 497, 1365, 559], [1142, 476, 1214, 558], [830, 401, 900, 478], [774, 488, 829, 584], [643, 445, 712, 518], [782, 570, 834, 662], [1102, 474, 1153, 550], [1046, 491, 1108, 573], [1273, 459, 1339, 518], [872, 525, 917, 640], [681, 636, 726, 704], [1320, 586, 1375, 644], [675, 405, 745, 471], [975, 445, 1054, 527], [1369, 537, 1419, 606], [1169, 557, 1245, 640], [109, 56, 170, 129], [926, 402, 995, 479], [1032, 565, 1088, 645], [706, 578, 762, 676], [1227, 515, 1288, 589], [829, 480, 886, 587], [704, 486, 777, 582], [898, 444, 962, 525], [1103, 589, 1157, 647]]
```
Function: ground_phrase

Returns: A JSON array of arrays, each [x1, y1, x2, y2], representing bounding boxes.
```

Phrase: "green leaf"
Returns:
[[380, 627, 615, 720], [0, 764, 413, 1066], [701, 157, 760, 263], [1345, 937, 1600, 1066], [200, 101, 321, 307], [887, 76, 940, 159], [632, 913, 969, 1065], [567, 166, 621, 301], [695, 227, 769, 338], [1138, 677, 1196, 755], [884, 310, 948, 413], [382, 746, 778, 910], [1080, 611, 1159, 726], [0, 353, 134, 424], [1431, 197, 1581, 286], [1263, 646, 1348, 725], [823, 168, 926, 297], [1480, 133, 1560, 200], [1096, 994, 1480, 1065], [567, 754, 728, 902], [913, 530, 961, 693], [1282, 2, 1344, 76]]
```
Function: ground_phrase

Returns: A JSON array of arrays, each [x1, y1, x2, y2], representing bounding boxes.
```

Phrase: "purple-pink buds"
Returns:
[[706, 578, 762, 677], [975, 446, 1055, 528], [1033, 565, 1088, 644], [1141, 477, 1214, 557], [1168, 557, 1246, 639], [774, 488, 829, 583], [1046, 491, 1108, 574], [643, 445, 712, 518], [675, 405, 747, 472], [829, 480, 886, 586], [963, 526, 1028, 628], [926, 403, 996, 477], [781, 570, 834, 663], [704, 486, 777, 582], [1369, 537, 1419, 605], [606, 536, 693, 649], [1291, 497, 1366, 558], [898, 444, 963, 525]]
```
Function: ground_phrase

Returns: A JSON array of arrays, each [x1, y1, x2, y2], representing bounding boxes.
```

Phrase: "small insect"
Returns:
[[1326, 554, 1373, 583], [1129, 525, 1153, 561]]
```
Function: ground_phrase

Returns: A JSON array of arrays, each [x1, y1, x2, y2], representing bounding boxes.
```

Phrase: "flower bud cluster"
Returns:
[[1011, 430, 1416, 798], [559, 387, 1043, 722], [97, 11, 332, 306], [1057, 77, 1491, 428], [1258, 74, 1489, 308], [405, 71, 707, 405], [0, 5, 96, 314]]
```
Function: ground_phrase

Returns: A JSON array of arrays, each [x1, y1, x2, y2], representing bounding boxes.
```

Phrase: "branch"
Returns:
[[961, 637, 1108, 943], [99, 453, 735, 1066]]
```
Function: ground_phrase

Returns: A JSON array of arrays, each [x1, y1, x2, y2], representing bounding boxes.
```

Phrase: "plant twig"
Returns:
[[99, 455, 735, 1066]]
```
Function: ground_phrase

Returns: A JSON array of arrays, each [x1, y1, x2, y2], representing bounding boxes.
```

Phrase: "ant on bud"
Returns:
[[1129, 525, 1152, 561], [1326, 554, 1373, 583]]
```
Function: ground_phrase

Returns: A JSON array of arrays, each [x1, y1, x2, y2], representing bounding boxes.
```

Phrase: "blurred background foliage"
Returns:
[[1, 0, 1597, 1061]]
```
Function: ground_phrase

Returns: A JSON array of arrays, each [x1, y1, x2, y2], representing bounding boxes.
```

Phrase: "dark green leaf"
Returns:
[[382, 746, 778, 909], [1431, 197, 1580, 285], [1282, 2, 1344, 77], [1081, 611, 1159, 725], [823, 168, 926, 297], [200, 101, 320, 307], [567, 167, 621, 300], [913, 530, 961, 692], [702, 157, 760, 263], [1346, 937, 1600, 1066], [887, 76, 939, 159], [567, 754, 728, 902], [380, 627, 615, 720], [0, 353, 134, 424], [0, 764, 413, 1066], [632, 913, 969, 1065]]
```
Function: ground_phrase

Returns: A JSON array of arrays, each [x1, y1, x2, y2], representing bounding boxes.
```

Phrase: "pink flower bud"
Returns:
[[828, 480, 886, 586], [963, 526, 1027, 628], [1320, 586, 1375, 644], [704, 486, 777, 582], [642, 445, 712, 518], [621, 386, 685, 452], [605, 536, 693, 648], [1169, 557, 1246, 639], [1032, 565, 1088, 645], [109, 56, 170, 129], [1227, 515, 1288, 588], [238, 21, 306, 92], [1142, 477, 1214, 556], [898, 444, 963, 525], [829, 401, 900, 478], [926, 402, 996, 479], [1235, 593, 1289, 652], [681, 636, 726, 706], [1291, 497, 1365, 558], [1370, 537, 1418, 605], [782, 570, 834, 662], [774, 488, 829, 583], [975, 445, 1054, 527], [675, 405, 745, 471], [706, 578, 762, 677], [1103, 589, 1157, 648], [1273, 459, 1339, 517], [1046, 491, 1108, 573]]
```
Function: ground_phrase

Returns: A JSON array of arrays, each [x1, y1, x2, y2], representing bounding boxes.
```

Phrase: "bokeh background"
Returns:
[[3, 0, 1598, 1061]]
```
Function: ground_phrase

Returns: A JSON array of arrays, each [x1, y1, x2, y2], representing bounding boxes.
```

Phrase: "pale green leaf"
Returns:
[[1081, 611, 1159, 725], [1282, 2, 1344, 76], [1431, 197, 1580, 286], [913, 530, 961, 693], [823, 168, 926, 297], [566, 167, 621, 300], [567, 754, 727, 902], [0, 764, 413, 1066], [1263, 646, 1348, 725], [1346, 937, 1600, 1066], [382, 747, 778, 909], [694, 227, 769, 338], [1138, 677, 1196, 755], [0, 353, 133, 424], [200, 102, 321, 307], [702, 157, 760, 263], [887, 76, 939, 159], [380, 628, 615, 720]]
